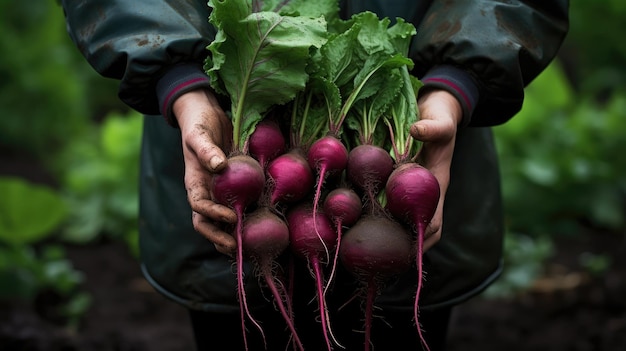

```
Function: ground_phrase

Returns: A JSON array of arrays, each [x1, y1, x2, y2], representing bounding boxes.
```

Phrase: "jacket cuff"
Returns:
[[156, 63, 212, 127], [419, 65, 480, 127]]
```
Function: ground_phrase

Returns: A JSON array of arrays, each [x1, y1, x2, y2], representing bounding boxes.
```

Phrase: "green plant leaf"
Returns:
[[484, 232, 554, 298], [0, 246, 41, 300], [0, 177, 68, 245], [262, 0, 340, 24], [312, 21, 363, 89], [59, 110, 140, 244], [579, 252, 611, 277], [206, 0, 328, 151], [101, 111, 143, 160]]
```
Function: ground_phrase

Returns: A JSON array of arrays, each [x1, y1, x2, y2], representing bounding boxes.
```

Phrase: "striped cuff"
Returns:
[[420, 65, 480, 127], [156, 63, 212, 127]]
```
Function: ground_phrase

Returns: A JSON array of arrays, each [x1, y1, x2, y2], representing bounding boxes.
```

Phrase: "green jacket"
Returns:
[[61, 0, 569, 312]]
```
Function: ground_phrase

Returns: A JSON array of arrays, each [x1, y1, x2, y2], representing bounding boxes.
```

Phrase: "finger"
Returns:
[[410, 118, 456, 143], [214, 244, 235, 257], [174, 89, 232, 173], [192, 211, 236, 256], [185, 175, 237, 223], [193, 199, 238, 224], [423, 206, 443, 252], [423, 230, 441, 252], [184, 121, 229, 172]]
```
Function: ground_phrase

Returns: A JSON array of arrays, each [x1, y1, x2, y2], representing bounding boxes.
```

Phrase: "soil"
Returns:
[[1, 154, 625, 351], [1, 231, 624, 351]]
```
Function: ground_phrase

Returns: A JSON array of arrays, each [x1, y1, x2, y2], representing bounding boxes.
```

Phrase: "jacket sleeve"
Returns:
[[412, 0, 569, 127], [61, 0, 215, 119]]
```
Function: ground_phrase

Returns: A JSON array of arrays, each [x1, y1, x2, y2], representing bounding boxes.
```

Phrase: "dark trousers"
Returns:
[[189, 303, 452, 351]]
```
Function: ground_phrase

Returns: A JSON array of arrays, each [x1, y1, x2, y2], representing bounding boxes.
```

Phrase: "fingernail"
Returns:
[[209, 156, 224, 170], [416, 124, 425, 137], [411, 124, 423, 138]]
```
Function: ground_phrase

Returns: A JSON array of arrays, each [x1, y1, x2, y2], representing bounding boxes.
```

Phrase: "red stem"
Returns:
[[312, 166, 331, 261], [364, 278, 377, 351], [287, 255, 297, 350], [235, 206, 266, 351], [324, 220, 343, 296], [414, 223, 430, 351], [310, 256, 332, 351], [262, 267, 304, 351]]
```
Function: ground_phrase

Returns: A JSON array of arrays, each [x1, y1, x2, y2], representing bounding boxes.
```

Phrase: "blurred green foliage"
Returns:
[[0, 177, 68, 245], [0, 244, 85, 303], [0, 0, 123, 325], [0, 0, 87, 156], [57, 110, 142, 256], [566, 0, 626, 95], [0, 0, 122, 159], [0, 177, 89, 325], [483, 232, 555, 298], [495, 62, 626, 236], [578, 251, 612, 277]]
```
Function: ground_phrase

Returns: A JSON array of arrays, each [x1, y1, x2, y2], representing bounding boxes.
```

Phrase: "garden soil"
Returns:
[[0, 231, 624, 351]]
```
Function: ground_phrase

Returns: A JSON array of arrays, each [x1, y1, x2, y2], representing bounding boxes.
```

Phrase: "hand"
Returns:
[[410, 89, 462, 252], [173, 89, 237, 256]]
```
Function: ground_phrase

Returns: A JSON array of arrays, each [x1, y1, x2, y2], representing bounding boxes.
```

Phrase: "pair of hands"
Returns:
[[173, 88, 462, 256]]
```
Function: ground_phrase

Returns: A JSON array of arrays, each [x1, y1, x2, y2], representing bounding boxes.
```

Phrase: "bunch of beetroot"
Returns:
[[204, 1, 439, 350]]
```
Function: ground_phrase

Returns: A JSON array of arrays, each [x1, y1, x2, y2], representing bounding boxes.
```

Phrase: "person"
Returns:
[[60, 1, 569, 350]]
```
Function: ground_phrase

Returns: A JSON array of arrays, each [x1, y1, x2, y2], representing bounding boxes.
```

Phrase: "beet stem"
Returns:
[[415, 223, 430, 351], [311, 256, 333, 351], [323, 220, 342, 297], [322, 221, 344, 348], [235, 207, 266, 350], [312, 167, 331, 261], [364, 278, 376, 351], [262, 267, 304, 351], [287, 255, 297, 350]]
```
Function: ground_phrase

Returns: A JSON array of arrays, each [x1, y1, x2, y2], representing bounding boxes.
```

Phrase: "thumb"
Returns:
[[410, 118, 456, 143], [192, 135, 228, 172], [180, 122, 229, 173], [174, 89, 232, 173]]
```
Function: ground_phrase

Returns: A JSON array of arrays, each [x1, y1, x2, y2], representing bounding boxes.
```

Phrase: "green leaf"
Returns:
[[0, 246, 41, 300], [262, 0, 340, 24], [60, 291, 92, 327], [588, 185, 624, 229], [206, 0, 328, 151], [0, 177, 68, 245], [312, 22, 363, 90], [579, 252, 611, 277], [58, 109, 140, 244], [326, 12, 417, 147], [349, 11, 393, 55], [351, 53, 411, 103], [348, 66, 404, 144], [101, 111, 143, 160], [484, 232, 554, 298], [43, 259, 84, 295], [386, 65, 420, 161], [387, 18, 417, 57], [521, 158, 559, 186], [61, 195, 106, 243], [290, 78, 338, 148]]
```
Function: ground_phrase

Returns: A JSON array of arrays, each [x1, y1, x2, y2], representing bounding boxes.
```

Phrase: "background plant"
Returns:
[[487, 61, 626, 295], [495, 62, 626, 237], [0, 0, 121, 161], [0, 177, 91, 328], [57, 110, 142, 256]]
